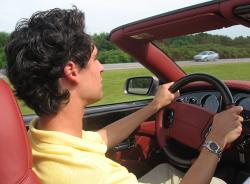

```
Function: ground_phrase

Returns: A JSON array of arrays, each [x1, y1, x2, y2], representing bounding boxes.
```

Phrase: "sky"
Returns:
[[1, 0, 249, 37]]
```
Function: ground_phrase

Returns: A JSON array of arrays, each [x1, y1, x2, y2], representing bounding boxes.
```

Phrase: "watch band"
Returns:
[[202, 140, 222, 160]]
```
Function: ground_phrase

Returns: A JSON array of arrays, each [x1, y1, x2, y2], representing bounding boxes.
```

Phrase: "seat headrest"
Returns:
[[0, 79, 40, 184]]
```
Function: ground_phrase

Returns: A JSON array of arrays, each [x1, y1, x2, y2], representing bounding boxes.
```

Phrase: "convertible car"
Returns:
[[1, 0, 250, 184]]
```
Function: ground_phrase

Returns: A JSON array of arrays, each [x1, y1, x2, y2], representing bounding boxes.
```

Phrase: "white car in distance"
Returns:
[[193, 51, 219, 62]]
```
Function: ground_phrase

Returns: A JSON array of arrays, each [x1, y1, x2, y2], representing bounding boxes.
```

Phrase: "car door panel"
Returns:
[[83, 100, 157, 161]]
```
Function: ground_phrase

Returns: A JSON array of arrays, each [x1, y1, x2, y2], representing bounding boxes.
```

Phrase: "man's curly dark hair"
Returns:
[[5, 7, 92, 116]]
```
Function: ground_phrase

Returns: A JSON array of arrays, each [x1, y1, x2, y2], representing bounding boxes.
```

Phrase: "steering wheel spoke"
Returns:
[[165, 102, 214, 149]]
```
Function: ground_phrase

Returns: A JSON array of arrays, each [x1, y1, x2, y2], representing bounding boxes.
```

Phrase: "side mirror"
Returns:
[[124, 76, 159, 96]]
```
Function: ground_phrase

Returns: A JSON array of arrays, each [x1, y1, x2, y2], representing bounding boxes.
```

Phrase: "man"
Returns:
[[5, 7, 243, 184]]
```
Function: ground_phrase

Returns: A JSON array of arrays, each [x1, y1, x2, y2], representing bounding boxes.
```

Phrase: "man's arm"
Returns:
[[181, 106, 243, 184], [97, 82, 179, 149]]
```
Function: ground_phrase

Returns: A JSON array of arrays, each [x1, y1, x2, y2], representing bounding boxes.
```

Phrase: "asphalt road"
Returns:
[[176, 58, 250, 67], [1, 58, 250, 78], [0, 69, 6, 79], [104, 58, 250, 70]]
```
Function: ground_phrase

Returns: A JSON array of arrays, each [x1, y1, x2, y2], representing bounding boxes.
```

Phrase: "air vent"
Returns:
[[234, 4, 250, 22]]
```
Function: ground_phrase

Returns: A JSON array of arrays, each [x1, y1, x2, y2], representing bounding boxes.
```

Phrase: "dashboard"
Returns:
[[176, 90, 250, 128], [174, 89, 250, 166]]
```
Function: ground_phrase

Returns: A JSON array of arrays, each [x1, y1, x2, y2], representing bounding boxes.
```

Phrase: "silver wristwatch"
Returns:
[[202, 140, 222, 160]]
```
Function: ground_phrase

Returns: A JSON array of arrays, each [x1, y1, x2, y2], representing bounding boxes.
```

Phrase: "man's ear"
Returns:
[[63, 61, 81, 83]]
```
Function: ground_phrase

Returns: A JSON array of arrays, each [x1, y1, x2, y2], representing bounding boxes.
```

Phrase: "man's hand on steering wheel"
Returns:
[[151, 82, 179, 111], [207, 106, 244, 150]]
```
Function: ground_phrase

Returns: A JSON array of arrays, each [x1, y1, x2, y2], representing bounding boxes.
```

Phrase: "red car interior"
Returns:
[[0, 79, 41, 184], [1, 0, 250, 183]]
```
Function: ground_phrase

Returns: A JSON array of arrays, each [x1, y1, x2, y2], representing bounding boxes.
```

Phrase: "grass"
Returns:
[[183, 62, 250, 80], [95, 68, 153, 105], [18, 101, 34, 115], [4, 61, 250, 115]]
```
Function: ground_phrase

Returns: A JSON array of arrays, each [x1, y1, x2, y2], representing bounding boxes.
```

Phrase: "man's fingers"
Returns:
[[228, 106, 243, 114], [163, 82, 174, 89], [237, 125, 243, 132], [237, 115, 244, 122], [161, 82, 176, 94], [173, 90, 180, 98]]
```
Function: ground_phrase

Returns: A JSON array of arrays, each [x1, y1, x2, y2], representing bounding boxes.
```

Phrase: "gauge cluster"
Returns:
[[234, 93, 250, 112], [175, 90, 250, 114]]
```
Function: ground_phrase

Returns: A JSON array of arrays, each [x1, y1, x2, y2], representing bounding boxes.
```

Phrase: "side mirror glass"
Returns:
[[124, 76, 159, 96]]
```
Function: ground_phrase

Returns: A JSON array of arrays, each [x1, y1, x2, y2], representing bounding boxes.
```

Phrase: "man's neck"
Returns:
[[37, 102, 85, 138]]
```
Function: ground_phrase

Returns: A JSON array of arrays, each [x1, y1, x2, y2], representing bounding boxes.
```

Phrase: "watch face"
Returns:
[[209, 142, 218, 150]]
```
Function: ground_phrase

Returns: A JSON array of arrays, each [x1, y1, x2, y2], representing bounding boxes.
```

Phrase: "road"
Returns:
[[1, 58, 250, 78], [104, 58, 250, 70], [0, 69, 6, 79], [176, 58, 250, 67]]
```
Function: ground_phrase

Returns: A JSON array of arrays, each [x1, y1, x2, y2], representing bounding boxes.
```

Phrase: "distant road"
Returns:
[[176, 58, 250, 67], [0, 69, 6, 79], [104, 63, 144, 70], [1, 58, 250, 78], [104, 58, 250, 70]]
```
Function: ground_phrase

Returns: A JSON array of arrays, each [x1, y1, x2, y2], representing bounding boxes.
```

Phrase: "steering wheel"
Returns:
[[156, 73, 234, 168]]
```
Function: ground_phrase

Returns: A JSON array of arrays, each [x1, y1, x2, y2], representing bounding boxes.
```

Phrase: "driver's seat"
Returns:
[[0, 79, 41, 184]]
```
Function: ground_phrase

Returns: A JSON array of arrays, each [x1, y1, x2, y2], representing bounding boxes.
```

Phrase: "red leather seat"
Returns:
[[0, 79, 41, 184]]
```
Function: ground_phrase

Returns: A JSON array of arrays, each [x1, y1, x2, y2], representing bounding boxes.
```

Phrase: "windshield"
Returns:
[[199, 51, 209, 55], [154, 26, 250, 81]]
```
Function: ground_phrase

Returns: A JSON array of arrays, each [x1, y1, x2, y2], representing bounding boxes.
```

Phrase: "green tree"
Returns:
[[155, 32, 250, 60], [92, 33, 115, 51], [0, 32, 9, 68], [98, 50, 134, 64], [0, 32, 9, 48]]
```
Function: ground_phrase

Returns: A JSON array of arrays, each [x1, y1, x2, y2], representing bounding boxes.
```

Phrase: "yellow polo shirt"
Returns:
[[28, 120, 138, 184]]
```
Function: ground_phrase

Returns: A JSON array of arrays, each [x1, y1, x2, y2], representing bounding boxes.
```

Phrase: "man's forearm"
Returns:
[[181, 148, 219, 184], [97, 101, 159, 149]]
